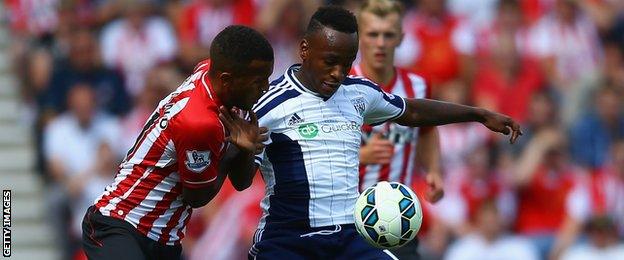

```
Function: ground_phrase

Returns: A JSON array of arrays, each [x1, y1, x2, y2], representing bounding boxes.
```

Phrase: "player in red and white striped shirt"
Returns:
[[350, 1, 444, 258], [82, 25, 274, 260], [351, 0, 444, 198]]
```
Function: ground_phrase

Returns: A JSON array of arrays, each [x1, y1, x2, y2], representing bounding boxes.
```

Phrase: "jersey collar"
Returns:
[[286, 64, 330, 100]]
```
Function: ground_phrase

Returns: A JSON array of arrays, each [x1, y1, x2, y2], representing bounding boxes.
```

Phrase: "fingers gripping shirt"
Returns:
[[252, 64, 405, 229]]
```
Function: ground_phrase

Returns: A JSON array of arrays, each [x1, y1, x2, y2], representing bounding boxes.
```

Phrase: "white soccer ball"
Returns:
[[354, 181, 423, 249]]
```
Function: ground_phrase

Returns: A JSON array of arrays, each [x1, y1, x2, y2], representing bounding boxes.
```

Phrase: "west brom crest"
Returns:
[[185, 150, 211, 173], [351, 98, 366, 115]]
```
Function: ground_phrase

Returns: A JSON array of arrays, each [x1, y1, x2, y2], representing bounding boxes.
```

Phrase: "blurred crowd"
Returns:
[[4, 0, 624, 259]]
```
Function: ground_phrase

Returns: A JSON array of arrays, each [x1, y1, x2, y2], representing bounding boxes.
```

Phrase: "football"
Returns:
[[354, 181, 423, 249]]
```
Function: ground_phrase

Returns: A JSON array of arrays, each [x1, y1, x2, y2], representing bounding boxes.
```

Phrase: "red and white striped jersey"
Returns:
[[350, 65, 429, 191], [94, 60, 226, 245]]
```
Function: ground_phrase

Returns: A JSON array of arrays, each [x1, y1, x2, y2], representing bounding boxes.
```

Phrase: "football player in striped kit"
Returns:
[[351, 0, 443, 258], [249, 6, 521, 260], [81, 26, 273, 260]]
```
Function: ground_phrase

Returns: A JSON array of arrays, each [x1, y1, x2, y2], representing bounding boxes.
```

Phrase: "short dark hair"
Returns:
[[305, 6, 358, 37], [210, 25, 274, 74]]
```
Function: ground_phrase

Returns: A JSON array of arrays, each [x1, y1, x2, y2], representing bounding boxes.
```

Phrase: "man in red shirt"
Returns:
[[349, 1, 442, 258], [81, 25, 274, 260]]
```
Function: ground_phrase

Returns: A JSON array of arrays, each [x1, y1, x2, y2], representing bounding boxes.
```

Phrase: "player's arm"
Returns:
[[416, 126, 444, 203], [182, 171, 227, 208], [218, 106, 267, 191], [394, 98, 522, 144], [175, 115, 229, 208]]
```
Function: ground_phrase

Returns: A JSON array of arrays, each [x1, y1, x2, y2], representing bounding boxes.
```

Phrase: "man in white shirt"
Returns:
[[249, 6, 521, 259]]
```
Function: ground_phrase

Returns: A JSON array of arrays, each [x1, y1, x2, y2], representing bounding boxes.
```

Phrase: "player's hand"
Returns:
[[425, 172, 444, 203], [360, 133, 394, 165], [480, 110, 522, 144], [219, 106, 267, 155]]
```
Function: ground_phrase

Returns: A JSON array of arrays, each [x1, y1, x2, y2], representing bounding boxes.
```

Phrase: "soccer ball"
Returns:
[[354, 181, 423, 249]]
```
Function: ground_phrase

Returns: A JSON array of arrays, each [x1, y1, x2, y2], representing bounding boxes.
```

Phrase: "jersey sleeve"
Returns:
[[173, 117, 225, 189], [354, 78, 407, 125]]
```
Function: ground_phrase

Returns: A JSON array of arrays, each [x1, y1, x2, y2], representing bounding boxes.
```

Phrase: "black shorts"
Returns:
[[81, 206, 182, 260]]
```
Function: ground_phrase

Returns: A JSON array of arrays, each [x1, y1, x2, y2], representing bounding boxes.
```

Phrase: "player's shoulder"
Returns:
[[253, 76, 301, 120], [170, 105, 222, 142], [397, 67, 426, 85], [342, 75, 382, 92], [397, 67, 428, 98], [169, 91, 220, 132]]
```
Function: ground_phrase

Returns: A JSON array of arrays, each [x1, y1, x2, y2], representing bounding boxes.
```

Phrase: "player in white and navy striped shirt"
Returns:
[[249, 6, 522, 259]]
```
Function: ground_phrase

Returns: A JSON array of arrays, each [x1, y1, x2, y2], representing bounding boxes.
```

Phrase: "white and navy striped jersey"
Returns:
[[351, 65, 429, 190], [253, 64, 406, 229]]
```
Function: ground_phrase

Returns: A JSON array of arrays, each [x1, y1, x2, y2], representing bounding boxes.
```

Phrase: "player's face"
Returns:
[[232, 60, 273, 110], [359, 12, 403, 71], [300, 27, 358, 98]]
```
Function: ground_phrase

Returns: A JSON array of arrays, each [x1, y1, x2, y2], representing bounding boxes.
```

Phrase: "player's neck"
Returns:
[[294, 68, 319, 94], [360, 61, 395, 87], [208, 73, 227, 107]]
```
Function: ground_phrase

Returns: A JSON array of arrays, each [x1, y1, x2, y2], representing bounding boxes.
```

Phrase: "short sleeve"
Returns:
[[345, 77, 406, 125], [173, 118, 225, 189]]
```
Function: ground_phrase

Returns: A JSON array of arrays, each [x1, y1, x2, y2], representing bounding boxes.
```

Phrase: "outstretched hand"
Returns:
[[481, 110, 523, 144], [218, 106, 268, 155]]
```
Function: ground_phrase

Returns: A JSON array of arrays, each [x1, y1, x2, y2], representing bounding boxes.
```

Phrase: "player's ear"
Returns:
[[299, 39, 309, 61], [219, 72, 233, 89]]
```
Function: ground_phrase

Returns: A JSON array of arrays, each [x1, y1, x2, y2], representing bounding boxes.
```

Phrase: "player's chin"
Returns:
[[319, 86, 339, 98]]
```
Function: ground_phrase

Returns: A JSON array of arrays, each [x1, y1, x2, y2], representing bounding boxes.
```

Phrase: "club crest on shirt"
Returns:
[[351, 97, 366, 115], [185, 150, 211, 173]]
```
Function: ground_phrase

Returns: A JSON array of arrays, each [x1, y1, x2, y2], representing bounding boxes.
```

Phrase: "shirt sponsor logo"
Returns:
[[297, 121, 361, 139], [185, 150, 211, 173], [159, 102, 175, 129], [298, 123, 319, 139]]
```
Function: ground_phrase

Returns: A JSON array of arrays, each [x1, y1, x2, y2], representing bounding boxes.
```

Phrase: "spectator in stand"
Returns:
[[256, 0, 319, 79], [510, 126, 587, 259], [119, 65, 182, 157], [569, 85, 624, 169], [445, 201, 539, 260], [415, 82, 489, 258], [550, 139, 624, 259], [602, 38, 624, 91], [472, 0, 534, 60], [43, 84, 121, 259], [472, 4, 544, 124], [436, 82, 490, 185], [70, 142, 118, 242], [446, 0, 498, 31], [178, 0, 256, 72], [528, 0, 603, 124], [456, 146, 515, 230], [395, 0, 475, 96], [5, 0, 60, 40], [561, 217, 624, 260], [45, 27, 130, 118], [189, 175, 265, 260], [100, 0, 177, 97]]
